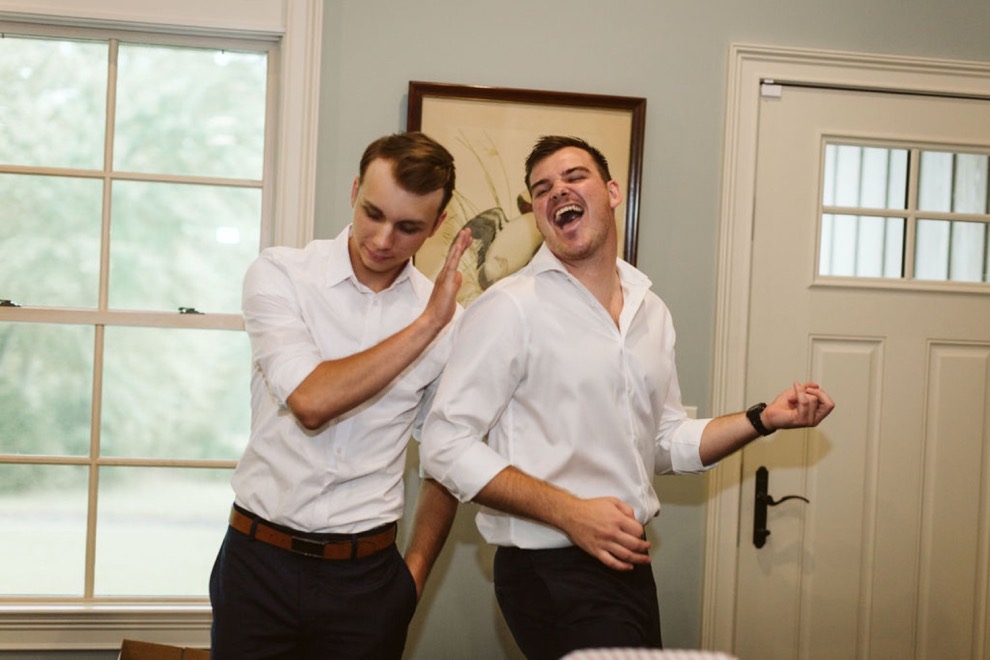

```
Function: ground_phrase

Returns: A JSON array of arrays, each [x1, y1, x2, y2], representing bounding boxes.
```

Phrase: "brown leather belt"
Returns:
[[228, 507, 396, 560]]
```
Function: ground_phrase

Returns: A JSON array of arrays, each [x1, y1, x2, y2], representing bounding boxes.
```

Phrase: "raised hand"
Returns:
[[763, 381, 835, 431], [423, 228, 472, 330]]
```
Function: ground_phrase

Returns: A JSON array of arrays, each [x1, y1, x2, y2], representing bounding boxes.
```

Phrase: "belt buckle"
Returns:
[[290, 536, 326, 558]]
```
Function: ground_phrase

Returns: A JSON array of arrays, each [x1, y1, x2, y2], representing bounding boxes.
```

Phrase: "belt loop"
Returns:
[[350, 539, 358, 560], [249, 517, 259, 541]]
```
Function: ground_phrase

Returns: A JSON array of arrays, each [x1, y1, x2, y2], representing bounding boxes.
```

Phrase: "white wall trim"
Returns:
[[702, 43, 990, 653], [0, 0, 286, 35], [0, 604, 212, 650], [272, 0, 321, 248]]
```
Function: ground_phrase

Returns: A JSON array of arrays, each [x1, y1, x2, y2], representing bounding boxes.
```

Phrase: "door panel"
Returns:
[[734, 85, 990, 660]]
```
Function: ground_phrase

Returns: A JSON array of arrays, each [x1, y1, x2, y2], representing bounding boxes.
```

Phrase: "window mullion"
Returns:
[[904, 148, 920, 280], [99, 39, 118, 313], [83, 37, 120, 600], [83, 448, 100, 599]]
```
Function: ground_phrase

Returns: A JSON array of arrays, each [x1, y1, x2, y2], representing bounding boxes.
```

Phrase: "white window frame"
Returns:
[[816, 139, 990, 289], [0, 0, 321, 650]]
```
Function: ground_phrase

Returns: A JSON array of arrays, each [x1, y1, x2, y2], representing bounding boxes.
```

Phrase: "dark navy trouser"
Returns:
[[494, 545, 663, 660], [209, 522, 417, 659]]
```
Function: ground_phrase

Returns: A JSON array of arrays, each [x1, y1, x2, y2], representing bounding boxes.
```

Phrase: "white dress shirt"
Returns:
[[231, 225, 452, 533], [421, 244, 711, 549]]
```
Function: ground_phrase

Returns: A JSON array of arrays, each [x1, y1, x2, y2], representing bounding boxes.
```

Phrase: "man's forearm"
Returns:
[[698, 412, 761, 466], [698, 382, 836, 465], [404, 478, 458, 598], [473, 466, 651, 571], [286, 315, 448, 429], [472, 465, 576, 529]]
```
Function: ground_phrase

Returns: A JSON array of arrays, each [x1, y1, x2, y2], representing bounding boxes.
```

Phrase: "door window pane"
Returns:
[[0, 174, 103, 308], [819, 214, 904, 278], [94, 466, 232, 596], [821, 142, 989, 286], [114, 44, 267, 179], [0, 36, 107, 169], [0, 323, 94, 456], [919, 151, 989, 214], [100, 327, 250, 460], [823, 144, 908, 209], [915, 219, 989, 283], [108, 181, 261, 313], [0, 464, 88, 596], [953, 153, 989, 214]]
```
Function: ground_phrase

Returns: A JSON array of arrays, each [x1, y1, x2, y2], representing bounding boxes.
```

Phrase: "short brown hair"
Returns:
[[359, 132, 456, 215], [524, 135, 612, 191]]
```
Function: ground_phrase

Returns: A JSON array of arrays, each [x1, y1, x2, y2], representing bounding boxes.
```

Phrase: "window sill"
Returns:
[[0, 603, 211, 650]]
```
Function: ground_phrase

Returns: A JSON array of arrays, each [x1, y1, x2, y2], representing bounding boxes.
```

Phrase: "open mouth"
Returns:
[[553, 204, 583, 228]]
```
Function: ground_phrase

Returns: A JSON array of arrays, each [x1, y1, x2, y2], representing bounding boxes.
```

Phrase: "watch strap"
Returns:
[[746, 402, 774, 436]]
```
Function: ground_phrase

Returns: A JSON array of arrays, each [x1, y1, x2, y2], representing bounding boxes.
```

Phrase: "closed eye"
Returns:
[[396, 221, 426, 235], [362, 203, 384, 220]]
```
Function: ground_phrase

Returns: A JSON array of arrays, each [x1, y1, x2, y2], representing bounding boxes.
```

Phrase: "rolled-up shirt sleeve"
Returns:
[[420, 289, 524, 503], [651, 310, 714, 475], [654, 417, 711, 474], [241, 251, 323, 407]]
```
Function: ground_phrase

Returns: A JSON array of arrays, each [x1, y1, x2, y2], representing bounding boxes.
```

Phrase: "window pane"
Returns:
[[822, 144, 907, 210], [915, 219, 989, 283], [114, 44, 267, 179], [0, 323, 94, 456], [952, 153, 989, 214], [915, 219, 951, 280], [949, 221, 988, 282], [0, 36, 107, 169], [101, 327, 250, 460], [918, 151, 954, 212], [108, 181, 261, 313], [918, 150, 989, 214], [0, 173, 103, 308], [94, 466, 232, 596], [819, 214, 904, 278], [0, 464, 88, 596]]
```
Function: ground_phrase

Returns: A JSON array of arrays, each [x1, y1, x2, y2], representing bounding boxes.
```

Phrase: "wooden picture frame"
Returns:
[[407, 81, 646, 304]]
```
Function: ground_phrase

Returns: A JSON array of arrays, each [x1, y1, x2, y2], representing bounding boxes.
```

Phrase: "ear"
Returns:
[[428, 210, 448, 237], [607, 180, 623, 210], [350, 176, 360, 206]]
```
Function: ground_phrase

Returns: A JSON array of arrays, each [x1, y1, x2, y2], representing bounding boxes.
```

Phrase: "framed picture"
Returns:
[[407, 81, 646, 304]]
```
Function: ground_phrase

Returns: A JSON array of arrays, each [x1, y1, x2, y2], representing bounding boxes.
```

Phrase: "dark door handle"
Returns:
[[753, 465, 810, 548]]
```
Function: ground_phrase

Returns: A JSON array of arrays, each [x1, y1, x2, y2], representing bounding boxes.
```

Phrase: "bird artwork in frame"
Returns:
[[407, 81, 646, 305]]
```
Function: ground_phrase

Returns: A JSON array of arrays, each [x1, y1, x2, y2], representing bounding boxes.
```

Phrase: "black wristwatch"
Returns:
[[746, 402, 775, 436]]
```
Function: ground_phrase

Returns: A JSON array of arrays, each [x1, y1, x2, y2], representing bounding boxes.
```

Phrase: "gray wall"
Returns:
[[6, 1, 989, 658]]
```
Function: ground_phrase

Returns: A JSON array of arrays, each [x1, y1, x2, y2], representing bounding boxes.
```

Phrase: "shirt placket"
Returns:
[[617, 324, 655, 515]]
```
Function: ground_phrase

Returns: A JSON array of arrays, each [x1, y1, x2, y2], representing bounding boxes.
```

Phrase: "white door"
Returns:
[[733, 84, 990, 659]]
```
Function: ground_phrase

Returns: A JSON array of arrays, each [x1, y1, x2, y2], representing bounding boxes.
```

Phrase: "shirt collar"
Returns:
[[324, 224, 414, 292], [528, 242, 653, 292]]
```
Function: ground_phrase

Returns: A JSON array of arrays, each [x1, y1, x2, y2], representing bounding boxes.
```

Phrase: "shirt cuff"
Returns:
[[657, 417, 713, 474], [424, 438, 511, 504]]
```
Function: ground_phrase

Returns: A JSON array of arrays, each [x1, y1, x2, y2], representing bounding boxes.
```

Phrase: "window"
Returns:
[[0, 1, 320, 649], [818, 142, 990, 286], [0, 27, 267, 599]]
